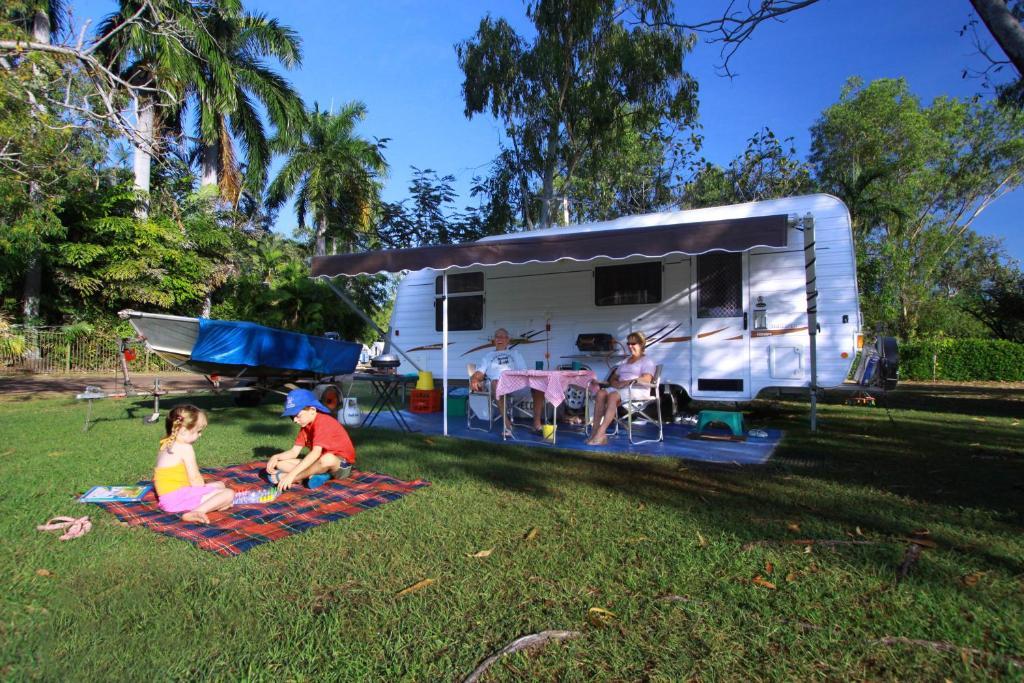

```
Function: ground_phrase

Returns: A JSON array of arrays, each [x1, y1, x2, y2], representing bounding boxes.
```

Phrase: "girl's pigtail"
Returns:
[[159, 416, 184, 453]]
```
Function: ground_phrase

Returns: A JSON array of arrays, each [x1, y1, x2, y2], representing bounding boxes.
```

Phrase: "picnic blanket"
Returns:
[[94, 461, 430, 557]]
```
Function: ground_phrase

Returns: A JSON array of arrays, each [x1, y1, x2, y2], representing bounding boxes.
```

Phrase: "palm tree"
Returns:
[[96, 0, 213, 214], [7, 0, 65, 45], [267, 102, 388, 256], [188, 2, 303, 204], [97, 1, 303, 211]]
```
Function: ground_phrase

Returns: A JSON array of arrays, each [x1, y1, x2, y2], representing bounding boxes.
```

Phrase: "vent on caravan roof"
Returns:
[[697, 379, 744, 392]]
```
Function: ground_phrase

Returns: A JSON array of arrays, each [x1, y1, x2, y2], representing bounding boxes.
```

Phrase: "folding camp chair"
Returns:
[[615, 364, 665, 445], [466, 363, 500, 432], [466, 363, 535, 437]]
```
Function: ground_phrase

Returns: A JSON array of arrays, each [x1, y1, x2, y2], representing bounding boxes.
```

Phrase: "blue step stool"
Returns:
[[695, 410, 746, 438]]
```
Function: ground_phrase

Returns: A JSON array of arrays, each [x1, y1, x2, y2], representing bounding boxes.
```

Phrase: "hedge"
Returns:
[[898, 338, 1024, 381]]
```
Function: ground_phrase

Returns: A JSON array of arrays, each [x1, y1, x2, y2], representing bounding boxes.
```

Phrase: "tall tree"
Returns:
[[963, 258, 1024, 341], [457, 0, 698, 229], [96, 0, 215, 215], [809, 77, 1024, 339], [379, 167, 482, 248], [267, 102, 388, 256], [3, 0, 66, 321], [681, 127, 814, 208], [185, 0, 303, 204]]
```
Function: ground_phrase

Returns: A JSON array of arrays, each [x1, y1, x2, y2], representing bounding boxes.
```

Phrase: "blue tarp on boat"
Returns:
[[190, 319, 360, 375]]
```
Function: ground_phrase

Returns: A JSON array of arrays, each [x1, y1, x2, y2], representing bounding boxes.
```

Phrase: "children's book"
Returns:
[[232, 487, 281, 505], [79, 485, 152, 503]]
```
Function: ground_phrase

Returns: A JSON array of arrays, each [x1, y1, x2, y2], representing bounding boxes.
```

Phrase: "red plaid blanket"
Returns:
[[95, 461, 430, 557]]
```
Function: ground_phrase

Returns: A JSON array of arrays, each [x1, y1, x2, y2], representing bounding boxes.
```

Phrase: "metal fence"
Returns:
[[0, 326, 181, 374]]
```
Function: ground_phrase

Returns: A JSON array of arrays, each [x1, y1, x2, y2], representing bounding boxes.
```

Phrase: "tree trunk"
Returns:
[[315, 216, 328, 257], [21, 11, 50, 321], [201, 143, 219, 189], [970, 0, 1024, 77], [539, 162, 555, 229], [133, 96, 155, 218], [538, 127, 560, 229], [21, 256, 41, 321], [32, 11, 50, 43]]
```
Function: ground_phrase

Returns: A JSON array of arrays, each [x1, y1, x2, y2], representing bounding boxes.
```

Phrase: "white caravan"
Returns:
[[370, 194, 863, 403]]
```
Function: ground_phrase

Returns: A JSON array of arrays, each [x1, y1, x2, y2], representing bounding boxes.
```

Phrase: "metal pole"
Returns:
[[442, 271, 449, 436], [322, 277, 422, 372], [802, 212, 819, 432]]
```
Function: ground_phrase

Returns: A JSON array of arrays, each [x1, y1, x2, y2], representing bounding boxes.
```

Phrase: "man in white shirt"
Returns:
[[470, 328, 544, 435]]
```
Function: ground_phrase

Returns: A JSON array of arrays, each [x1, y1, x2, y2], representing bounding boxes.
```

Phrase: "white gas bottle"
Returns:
[[341, 397, 361, 427]]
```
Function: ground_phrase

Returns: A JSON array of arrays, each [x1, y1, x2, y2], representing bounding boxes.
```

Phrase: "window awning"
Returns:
[[311, 213, 788, 278]]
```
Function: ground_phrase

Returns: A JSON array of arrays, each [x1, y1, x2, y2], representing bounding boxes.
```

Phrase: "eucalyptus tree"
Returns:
[[457, 0, 698, 229], [267, 102, 388, 257], [809, 77, 1024, 338]]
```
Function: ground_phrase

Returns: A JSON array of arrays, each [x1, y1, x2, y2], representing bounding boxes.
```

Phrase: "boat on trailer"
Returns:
[[114, 309, 361, 409]]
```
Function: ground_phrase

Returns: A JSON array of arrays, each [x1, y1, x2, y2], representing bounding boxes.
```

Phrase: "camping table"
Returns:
[[350, 372, 418, 433], [495, 369, 597, 443]]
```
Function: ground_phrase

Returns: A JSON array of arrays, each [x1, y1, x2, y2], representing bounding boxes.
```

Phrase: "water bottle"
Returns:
[[341, 397, 361, 426]]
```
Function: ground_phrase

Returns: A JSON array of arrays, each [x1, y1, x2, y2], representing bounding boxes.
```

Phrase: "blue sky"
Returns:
[[73, 0, 1024, 259]]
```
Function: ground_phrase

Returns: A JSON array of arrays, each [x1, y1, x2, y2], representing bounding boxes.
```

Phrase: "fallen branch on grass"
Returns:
[[463, 630, 582, 683], [740, 539, 878, 551], [875, 636, 1023, 669]]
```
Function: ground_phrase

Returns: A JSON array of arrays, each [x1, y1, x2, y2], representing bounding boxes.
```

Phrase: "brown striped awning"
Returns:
[[312, 214, 788, 277]]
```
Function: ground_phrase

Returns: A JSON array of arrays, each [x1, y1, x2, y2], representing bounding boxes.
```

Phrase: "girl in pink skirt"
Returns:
[[153, 405, 234, 524]]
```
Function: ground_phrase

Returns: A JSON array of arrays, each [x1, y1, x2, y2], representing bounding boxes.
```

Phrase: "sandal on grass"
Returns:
[[37, 515, 91, 541]]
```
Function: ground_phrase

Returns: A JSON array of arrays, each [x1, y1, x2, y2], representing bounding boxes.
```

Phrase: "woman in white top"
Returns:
[[586, 331, 656, 446]]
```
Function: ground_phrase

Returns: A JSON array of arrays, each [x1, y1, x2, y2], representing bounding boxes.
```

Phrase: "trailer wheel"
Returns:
[[233, 389, 264, 407]]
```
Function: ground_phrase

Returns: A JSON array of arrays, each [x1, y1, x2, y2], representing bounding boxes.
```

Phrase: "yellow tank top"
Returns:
[[153, 461, 189, 496]]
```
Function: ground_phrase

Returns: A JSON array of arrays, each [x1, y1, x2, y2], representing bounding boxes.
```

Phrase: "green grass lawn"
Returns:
[[1, 383, 1022, 680]]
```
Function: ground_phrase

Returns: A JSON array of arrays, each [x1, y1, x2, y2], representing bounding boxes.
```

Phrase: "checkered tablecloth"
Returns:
[[495, 369, 597, 408]]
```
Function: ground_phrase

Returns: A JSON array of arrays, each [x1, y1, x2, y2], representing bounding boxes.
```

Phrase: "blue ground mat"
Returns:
[[365, 410, 781, 465]]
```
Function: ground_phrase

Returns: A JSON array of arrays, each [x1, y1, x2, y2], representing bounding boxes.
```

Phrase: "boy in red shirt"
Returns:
[[267, 388, 356, 490]]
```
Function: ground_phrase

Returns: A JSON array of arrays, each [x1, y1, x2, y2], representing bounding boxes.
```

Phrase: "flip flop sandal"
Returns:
[[37, 515, 91, 541], [37, 516, 78, 532]]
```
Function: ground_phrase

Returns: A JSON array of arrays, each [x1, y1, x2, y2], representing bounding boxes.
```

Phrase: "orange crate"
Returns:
[[409, 388, 442, 413]]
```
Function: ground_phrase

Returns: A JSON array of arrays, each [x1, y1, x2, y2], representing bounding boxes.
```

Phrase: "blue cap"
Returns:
[[281, 388, 330, 417]]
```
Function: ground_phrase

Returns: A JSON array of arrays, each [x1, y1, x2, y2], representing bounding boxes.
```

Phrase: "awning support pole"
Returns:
[[802, 212, 819, 432], [322, 278, 422, 372], [442, 272, 449, 436]]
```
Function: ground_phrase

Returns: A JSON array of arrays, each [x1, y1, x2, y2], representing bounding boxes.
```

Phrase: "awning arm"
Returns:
[[322, 278, 422, 372], [800, 212, 819, 432]]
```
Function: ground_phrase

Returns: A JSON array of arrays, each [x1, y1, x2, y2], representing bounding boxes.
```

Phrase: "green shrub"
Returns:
[[899, 338, 1024, 381]]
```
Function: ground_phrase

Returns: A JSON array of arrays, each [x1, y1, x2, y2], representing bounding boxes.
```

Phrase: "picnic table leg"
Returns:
[[360, 380, 389, 427], [382, 381, 416, 433]]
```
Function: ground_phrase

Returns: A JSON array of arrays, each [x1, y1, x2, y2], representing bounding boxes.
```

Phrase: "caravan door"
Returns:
[[690, 252, 750, 399]]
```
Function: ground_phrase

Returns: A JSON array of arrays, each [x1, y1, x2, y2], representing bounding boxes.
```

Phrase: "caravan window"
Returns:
[[435, 273, 484, 331], [594, 262, 662, 306], [697, 252, 742, 318]]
